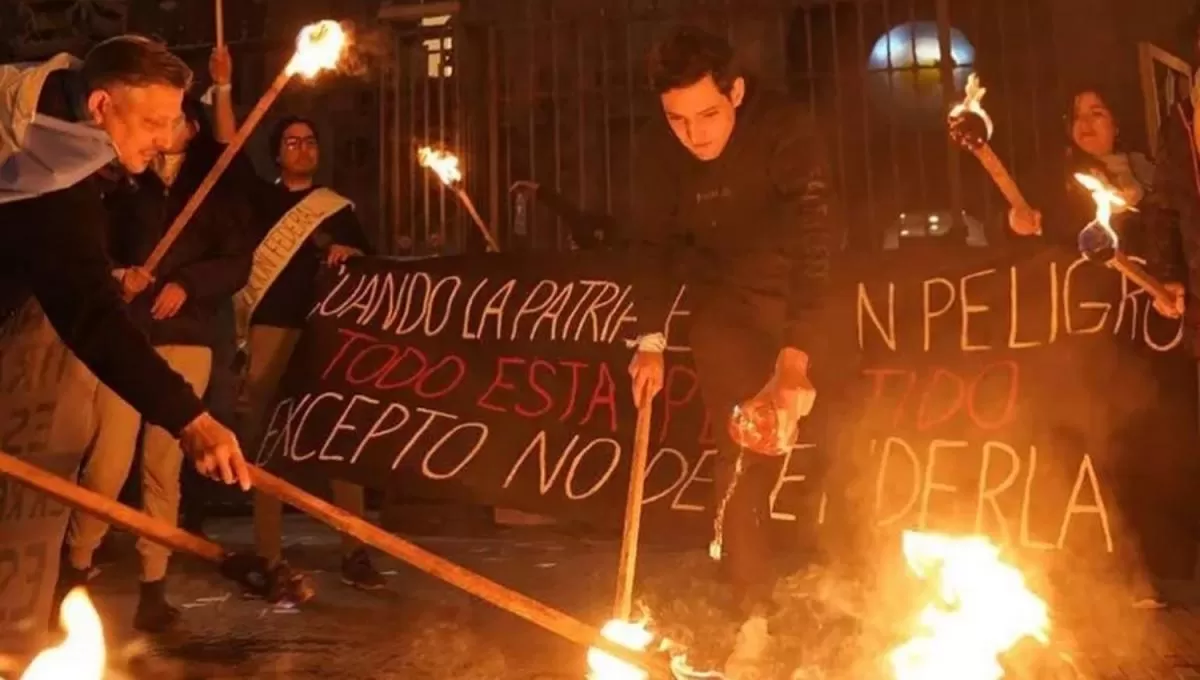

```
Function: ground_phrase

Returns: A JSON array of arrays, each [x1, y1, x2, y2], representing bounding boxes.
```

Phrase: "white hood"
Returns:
[[0, 54, 116, 204]]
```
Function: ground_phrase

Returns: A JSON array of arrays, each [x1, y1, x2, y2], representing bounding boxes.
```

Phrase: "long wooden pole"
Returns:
[[248, 467, 674, 678], [613, 402, 653, 620], [0, 451, 225, 563], [138, 68, 291, 277], [214, 0, 224, 48]]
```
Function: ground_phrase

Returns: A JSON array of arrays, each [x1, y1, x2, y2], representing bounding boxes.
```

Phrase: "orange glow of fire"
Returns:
[[1074, 172, 1127, 249], [949, 73, 994, 141], [888, 531, 1049, 680], [418, 147, 463, 187], [20, 587, 106, 680], [587, 618, 656, 679], [286, 20, 347, 78]]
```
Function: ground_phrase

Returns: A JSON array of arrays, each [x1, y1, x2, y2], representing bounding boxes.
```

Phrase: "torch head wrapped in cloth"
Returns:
[[948, 73, 995, 152]]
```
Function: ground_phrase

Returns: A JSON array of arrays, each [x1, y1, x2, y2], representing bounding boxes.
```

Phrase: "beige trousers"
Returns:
[[246, 325, 365, 563], [66, 345, 212, 582]]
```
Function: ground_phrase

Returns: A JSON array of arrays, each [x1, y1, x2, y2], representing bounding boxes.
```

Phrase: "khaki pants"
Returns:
[[66, 345, 212, 582], [246, 325, 364, 563]]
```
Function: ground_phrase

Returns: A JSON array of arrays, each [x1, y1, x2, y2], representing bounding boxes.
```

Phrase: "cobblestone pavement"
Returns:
[[24, 514, 1200, 679], [80, 515, 669, 680]]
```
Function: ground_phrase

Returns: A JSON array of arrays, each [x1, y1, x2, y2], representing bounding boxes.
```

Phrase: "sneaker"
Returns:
[[133, 580, 181, 633], [48, 562, 90, 632], [340, 548, 386, 590]]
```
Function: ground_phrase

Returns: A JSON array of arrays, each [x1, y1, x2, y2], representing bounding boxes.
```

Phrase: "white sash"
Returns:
[[234, 187, 352, 345]]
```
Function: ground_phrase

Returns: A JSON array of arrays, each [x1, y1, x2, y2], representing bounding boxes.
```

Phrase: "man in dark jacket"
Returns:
[[622, 26, 834, 676], [213, 111, 384, 590], [1144, 11, 1200, 333], [0, 39, 252, 485], [60, 95, 254, 632]]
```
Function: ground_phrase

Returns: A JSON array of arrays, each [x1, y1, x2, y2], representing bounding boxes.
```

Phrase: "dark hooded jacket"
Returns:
[[0, 67, 204, 435], [1144, 100, 1200, 355], [103, 127, 255, 348], [622, 81, 837, 357]]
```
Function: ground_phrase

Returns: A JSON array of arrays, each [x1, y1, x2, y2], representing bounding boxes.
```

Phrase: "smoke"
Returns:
[[333, 21, 394, 80]]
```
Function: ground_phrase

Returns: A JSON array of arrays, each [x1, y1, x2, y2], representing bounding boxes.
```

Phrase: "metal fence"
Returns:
[[374, 0, 1067, 256]]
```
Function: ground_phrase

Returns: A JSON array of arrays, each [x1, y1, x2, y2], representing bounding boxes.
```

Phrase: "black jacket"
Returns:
[[249, 182, 372, 329], [622, 83, 836, 354], [1145, 101, 1200, 354], [0, 69, 204, 436], [103, 135, 254, 348]]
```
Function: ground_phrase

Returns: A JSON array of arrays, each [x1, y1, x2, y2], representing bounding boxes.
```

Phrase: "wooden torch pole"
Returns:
[[613, 401, 653, 620], [215, 0, 225, 48], [248, 467, 674, 678], [0, 451, 225, 563]]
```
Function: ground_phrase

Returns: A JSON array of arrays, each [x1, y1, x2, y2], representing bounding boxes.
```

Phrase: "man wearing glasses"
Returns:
[[230, 114, 383, 590]]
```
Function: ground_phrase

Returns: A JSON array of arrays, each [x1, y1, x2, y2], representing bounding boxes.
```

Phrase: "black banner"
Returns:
[[257, 242, 1200, 576]]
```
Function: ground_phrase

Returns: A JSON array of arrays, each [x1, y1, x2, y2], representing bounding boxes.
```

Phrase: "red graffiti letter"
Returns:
[[374, 346, 429, 391], [966, 360, 1020, 430], [322, 328, 375, 380], [660, 365, 699, 443], [581, 362, 618, 432], [915, 368, 966, 431], [517, 359, 556, 418], [477, 357, 524, 413]]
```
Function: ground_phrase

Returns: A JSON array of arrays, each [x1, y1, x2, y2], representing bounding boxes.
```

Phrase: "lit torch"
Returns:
[[137, 20, 349, 278], [1074, 172, 1179, 310], [417, 146, 501, 252], [948, 73, 1038, 234]]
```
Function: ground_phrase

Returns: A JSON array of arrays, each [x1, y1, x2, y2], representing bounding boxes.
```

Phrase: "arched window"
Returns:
[[866, 21, 975, 120]]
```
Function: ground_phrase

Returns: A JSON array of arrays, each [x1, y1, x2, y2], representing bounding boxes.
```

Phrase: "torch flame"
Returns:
[[587, 618, 656, 679], [286, 20, 347, 78], [418, 146, 463, 187], [21, 587, 106, 680], [949, 73, 994, 141], [1074, 172, 1127, 249], [889, 531, 1049, 680]]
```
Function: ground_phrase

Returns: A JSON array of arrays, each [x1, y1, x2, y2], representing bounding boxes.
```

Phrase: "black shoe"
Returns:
[[49, 562, 90, 632], [133, 580, 181, 633], [340, 548, 386, 590]]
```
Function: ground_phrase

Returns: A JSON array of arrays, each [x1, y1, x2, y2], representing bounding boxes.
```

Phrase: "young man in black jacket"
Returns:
[[60, 95, 254, 632], [225, 113, 384, 590], [0, 39, 251, 493], [623, 26, 834, 675]]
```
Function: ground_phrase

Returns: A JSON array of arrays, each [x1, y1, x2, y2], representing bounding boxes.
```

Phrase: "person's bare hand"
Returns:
[[326, 244, 363, 267], [1008, 206, 1043, 236], [121, 266, 155, 298], [1155, 282, 1186, 319], [210, 44, 232, 86], [628, 351, 664, 409], [152, 282, 188, 319], [179, 412, 253, 491]]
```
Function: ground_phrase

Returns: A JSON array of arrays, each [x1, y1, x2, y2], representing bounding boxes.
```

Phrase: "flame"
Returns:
[[418, 146, 463, 186], [888, 531, 1049, 680], [587, 618, 656, 679], [948, 73, 994, 141], [286, 20, 347, 78], [1074, 172, 1128, 249], [21, 587, 106, 680]]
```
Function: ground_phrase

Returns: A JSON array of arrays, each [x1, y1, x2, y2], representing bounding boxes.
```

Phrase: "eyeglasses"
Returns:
[[283, 136, 319, 151]]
